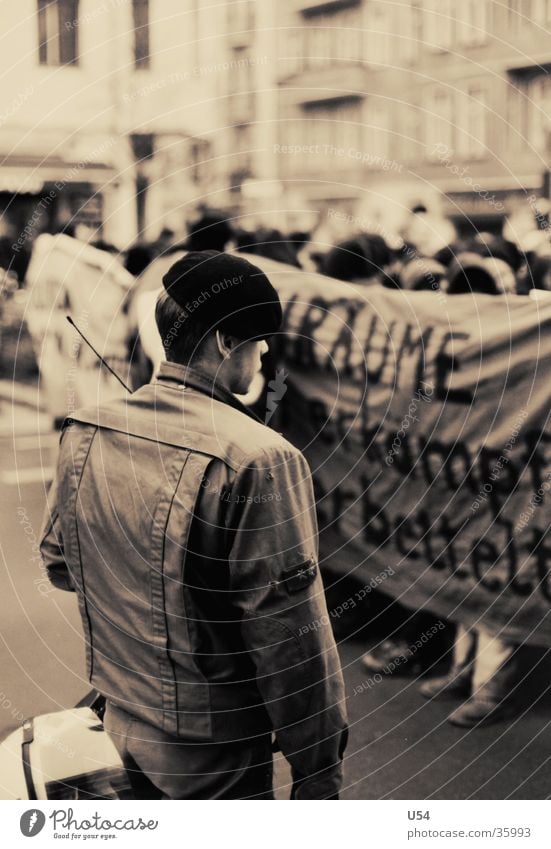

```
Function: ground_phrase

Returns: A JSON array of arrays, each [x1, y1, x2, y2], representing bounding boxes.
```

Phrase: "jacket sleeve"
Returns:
[[225, 443, 348, 799], [39, 458, 75, 593]]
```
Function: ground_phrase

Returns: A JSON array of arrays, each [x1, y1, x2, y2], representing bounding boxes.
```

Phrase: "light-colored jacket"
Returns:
[[40, 361, 347, 799]]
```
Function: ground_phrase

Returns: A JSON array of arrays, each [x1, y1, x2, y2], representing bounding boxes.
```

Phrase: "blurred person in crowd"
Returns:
[[151, 227, 176, 257], [288, 230, 316, 271], [124, 244, 154, 277], [161, 210, 235, 257], [464, 232, 523, 275], [322, 233, 394, 285], [433, 239, 470, 269], [504, 197, 551, 255], [446, 252, 516, 295], [185, 209, 235, 253], [399, 257, 447, 292], [517, 255, 551, 295], [40, 250, 347, 800], [419, 624, 528, 727], [0, 234, 30, 284], [237, 227, 301, 267], [90, 239, 120, 255], [401, 203, 457, 257]]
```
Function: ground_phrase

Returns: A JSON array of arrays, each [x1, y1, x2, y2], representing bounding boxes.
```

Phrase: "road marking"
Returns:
[[0, 467, 54, 485]]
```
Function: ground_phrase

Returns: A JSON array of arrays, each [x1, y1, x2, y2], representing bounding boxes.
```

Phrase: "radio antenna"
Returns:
[[66, 316, 132, 394]]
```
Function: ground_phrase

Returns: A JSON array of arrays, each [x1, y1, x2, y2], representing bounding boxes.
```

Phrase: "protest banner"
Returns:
[[25, 235, 134, 421], [110, 251, 551, 645], [270, 268, 551, 646]]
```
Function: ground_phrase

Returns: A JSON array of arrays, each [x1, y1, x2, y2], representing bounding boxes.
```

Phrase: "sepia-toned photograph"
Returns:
[[1, 0, 551, 826]]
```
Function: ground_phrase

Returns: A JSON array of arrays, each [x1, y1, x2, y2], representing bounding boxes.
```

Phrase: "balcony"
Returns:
[[280, 65, 368, 106], [507, 59, 551, 80], [293, 0, 360, 16]]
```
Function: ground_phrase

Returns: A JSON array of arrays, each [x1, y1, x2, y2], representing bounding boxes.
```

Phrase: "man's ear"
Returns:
[[216, 330, 235, 360]]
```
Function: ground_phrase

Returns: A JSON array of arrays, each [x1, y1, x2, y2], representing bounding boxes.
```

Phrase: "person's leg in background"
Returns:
[[103, 701, 274, 800], [448, 627, 522, 727], [418, 623, 476, 699]]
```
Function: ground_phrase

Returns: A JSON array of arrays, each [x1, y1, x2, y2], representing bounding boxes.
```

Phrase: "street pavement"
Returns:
[[1, 389, 550, 800]]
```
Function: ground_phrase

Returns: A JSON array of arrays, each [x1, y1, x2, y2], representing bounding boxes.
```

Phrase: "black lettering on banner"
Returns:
[[497, 518, 534, 596], [472, 538, 503, 592], [395, 324, 433, 392], [413, 327, 435, 396], [281, 293, 300, 330], [335, 409, 359, 449], [394, 514, 421, 560], [327, 299, 364, 376], [415, 509, 436, 566], [385, 432, 418, 477], [435, 331, 473, 404], [521, 430, 551, 495], [366, 319, 395, 385], [364, 430, 384, 463], [419, 438, 450, 487], [447, 441, 479, 494], [479, 447, 520, 515], [394, 323, 418, 385], [434, 514, 469, 579], [294, 298, 328, 367]]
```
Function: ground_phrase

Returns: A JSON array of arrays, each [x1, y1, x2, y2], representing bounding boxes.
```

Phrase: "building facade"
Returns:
[[273, 0, 551, 237], [0, 0, 224, 250]]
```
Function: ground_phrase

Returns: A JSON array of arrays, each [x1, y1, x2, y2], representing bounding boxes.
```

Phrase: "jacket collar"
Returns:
[[154, 361, 263, 423]]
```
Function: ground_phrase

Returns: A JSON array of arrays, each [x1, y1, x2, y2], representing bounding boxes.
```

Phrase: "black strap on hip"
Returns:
[[21, 718, 37, 800]]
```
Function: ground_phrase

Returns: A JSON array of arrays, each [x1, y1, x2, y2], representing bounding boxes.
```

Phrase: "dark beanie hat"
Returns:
[[162, 250, 282, 340]]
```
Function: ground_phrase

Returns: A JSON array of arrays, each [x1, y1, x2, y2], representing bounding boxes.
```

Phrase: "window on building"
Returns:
[[190, 139, 211, 185], [191, 0, 200, 68], [132, 0, 150, 69], [284, 26, 304, 75], [230, 46, 251, 93], [505, 82, 525, 154], [424, 88, 454, 157], [227, 0, 254, 36], [334, 99, 362, 151], [366, 1, 391, 65], [364, 99, 390, 160], [306, 15, 333, 69], [400, 1, 423, 64], [457, 85, 488, 159], [508, 0, 535, 28], [335, 7, 362, 61], [400, 103, 423, 160], [424, 0, 454, 52], [231, 125, 252, 175], [37, 0, 79, 65], [528, 75, 551, 152], [457, 0, 488, 45]]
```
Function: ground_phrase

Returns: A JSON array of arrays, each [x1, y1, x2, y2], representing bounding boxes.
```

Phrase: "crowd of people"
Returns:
[[113, 201, 551, 302], [4, 197, 551, 298], [4, 198, 551, 734]]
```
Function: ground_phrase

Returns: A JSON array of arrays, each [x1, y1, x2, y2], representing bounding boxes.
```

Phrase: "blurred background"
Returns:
[[2, 0, 551, 800], [1, 1, 551, 252]]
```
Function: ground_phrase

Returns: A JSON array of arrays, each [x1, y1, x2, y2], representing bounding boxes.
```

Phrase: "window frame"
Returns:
[[132, 0, 150, 70], [37, 0, 79, 67]]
